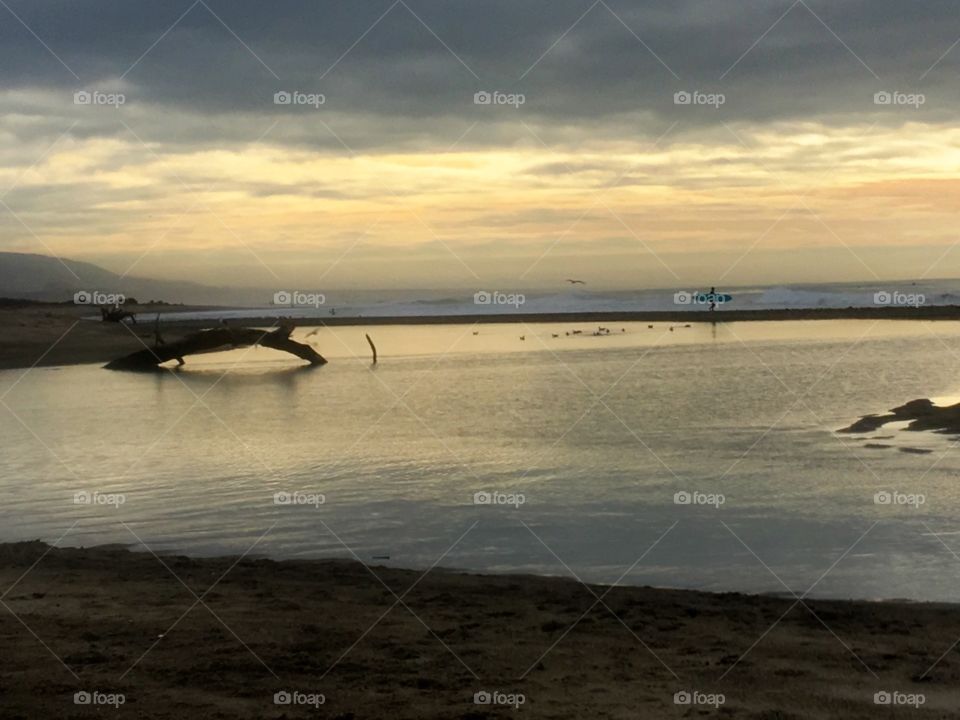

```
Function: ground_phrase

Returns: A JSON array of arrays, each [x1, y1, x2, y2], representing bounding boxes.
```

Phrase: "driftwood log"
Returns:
[[104, 325, 326, 371]]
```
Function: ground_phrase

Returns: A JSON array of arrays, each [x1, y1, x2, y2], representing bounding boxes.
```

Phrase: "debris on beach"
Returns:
[[104, 323, 326, 371]]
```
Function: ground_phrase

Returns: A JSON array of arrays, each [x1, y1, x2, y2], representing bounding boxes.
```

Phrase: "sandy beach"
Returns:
[[0, 304, 179, 371], [0, 541, 954, 718]]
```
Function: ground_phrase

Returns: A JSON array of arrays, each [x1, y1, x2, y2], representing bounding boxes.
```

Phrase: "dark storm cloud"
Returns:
[[0, 0, 958, 150]]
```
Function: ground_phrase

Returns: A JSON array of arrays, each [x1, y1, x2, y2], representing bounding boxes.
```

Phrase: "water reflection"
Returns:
[[3, 320, 960, 600]]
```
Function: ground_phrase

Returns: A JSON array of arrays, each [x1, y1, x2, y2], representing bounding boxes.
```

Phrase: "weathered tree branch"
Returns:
[[104, 326, 326, 371]]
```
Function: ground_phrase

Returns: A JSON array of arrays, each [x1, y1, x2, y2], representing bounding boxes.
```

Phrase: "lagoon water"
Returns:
[[3, 320, 960, 601]]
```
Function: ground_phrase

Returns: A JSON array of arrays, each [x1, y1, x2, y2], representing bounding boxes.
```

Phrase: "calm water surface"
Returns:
[[3, 320, 960, 601]]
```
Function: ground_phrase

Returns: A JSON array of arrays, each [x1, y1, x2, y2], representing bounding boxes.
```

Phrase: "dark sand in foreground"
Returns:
[[1, 541, 957, 718]]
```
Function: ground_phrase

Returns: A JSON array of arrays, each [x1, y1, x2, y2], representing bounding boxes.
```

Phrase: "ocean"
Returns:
[[141, 279, 960, 323]]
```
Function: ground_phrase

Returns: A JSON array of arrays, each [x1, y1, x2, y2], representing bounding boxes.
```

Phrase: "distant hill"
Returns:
[[0, 252, 263, 306]]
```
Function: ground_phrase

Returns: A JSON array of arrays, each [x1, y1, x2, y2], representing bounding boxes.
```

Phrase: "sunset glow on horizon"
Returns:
[[1, 1, 958, 289]]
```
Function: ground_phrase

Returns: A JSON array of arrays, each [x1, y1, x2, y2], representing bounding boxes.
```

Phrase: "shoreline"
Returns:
[[141, 304, 960, 328], [0, 540, 953, 718], [3, 303, 960, 371], [11, 537, 943, 606]]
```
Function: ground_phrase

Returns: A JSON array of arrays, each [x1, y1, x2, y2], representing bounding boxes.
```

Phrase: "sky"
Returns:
[[1, 0, 959, 291]]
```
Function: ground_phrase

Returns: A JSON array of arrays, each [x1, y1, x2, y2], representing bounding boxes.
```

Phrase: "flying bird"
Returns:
[[566, 279, 586, 285]]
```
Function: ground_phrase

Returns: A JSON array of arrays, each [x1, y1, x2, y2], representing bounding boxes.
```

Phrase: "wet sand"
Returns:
[[0, 541, 957, 719], [0, 305, 185, 370]]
